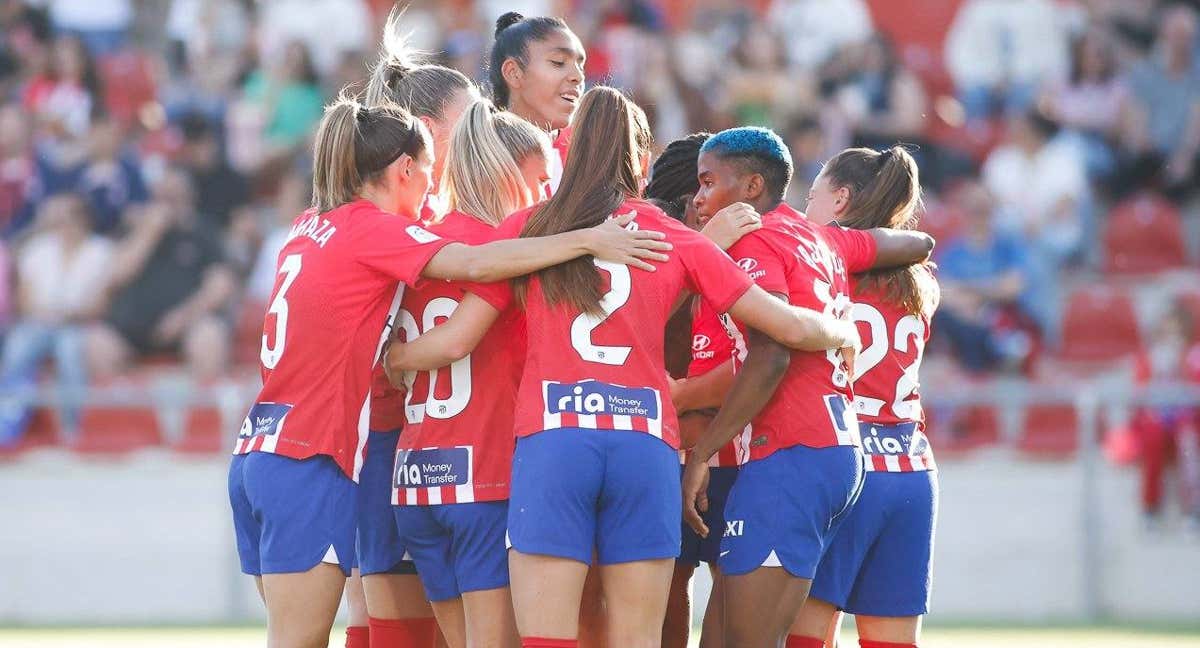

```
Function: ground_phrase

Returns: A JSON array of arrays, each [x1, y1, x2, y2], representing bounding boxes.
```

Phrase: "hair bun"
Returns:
[[495, 12, 524, 36]]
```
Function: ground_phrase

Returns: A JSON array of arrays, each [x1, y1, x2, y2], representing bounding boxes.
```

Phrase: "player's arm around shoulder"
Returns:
[[383, 293, 502, 383]]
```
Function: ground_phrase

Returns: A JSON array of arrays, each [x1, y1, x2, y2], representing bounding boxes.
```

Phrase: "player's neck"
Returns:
[[753, 198, 782, 215]]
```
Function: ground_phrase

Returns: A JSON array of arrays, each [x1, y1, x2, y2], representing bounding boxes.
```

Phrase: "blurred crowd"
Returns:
[[0, 0, 1197, 492]]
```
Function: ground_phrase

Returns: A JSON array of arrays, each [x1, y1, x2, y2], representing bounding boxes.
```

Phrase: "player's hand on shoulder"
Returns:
[[587, 210, 673, 272], [702, 202, 762, 251]]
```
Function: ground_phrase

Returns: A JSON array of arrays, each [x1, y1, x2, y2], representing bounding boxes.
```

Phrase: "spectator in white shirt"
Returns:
[[945, 0, 1072, 122], [982, 109, 1088, 335], [0, 194, 112, 444]]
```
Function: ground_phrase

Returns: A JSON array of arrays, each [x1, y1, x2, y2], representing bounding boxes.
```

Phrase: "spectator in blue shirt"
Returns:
[[934, 181, 1037, 373]]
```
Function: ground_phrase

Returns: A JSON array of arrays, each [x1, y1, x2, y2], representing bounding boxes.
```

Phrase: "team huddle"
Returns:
[[227, 10, 940, 648]]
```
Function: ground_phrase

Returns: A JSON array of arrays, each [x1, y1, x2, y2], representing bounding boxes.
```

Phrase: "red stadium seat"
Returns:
[[917, 199, 965, 246], [234, 300, 267, 367], [1178, 290, 1200, 344], [98, 50, 158, 129], [0, 408, 61, 458], [1103, 194, 1189, 275], [925, 405, 1000, 453], [74, 406, 163, 455], [175, 407, 227, 454], [1017, 404, 1079, 458], [1058, 286, 1141, 364]]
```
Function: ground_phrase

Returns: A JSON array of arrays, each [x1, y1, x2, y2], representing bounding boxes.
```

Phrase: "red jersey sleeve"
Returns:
[[467, 280, 514, 313], [726, 231, 790, 296], [675, 227, 754, 314], [355, 218, 453, 286], [822, 225, 877, 274]]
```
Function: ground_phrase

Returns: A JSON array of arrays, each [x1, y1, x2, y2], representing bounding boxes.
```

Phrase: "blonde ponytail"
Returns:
[[443, 100, 550, 225]]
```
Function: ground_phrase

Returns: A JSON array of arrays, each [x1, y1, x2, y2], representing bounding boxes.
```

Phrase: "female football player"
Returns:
[[346, 11, 483, 647], [787, 147, 939, 648], [228, 94, 670, 648], [389, 100, 551, 648], [383, 87, 860, 648], [489, 12, 584, 194]]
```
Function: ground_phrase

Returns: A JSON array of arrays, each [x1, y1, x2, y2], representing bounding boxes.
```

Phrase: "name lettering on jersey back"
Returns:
[[394, 447, 472, 487], [288, 212, 337, 248], [860, 422, 928, 456], [795, 230, 844, 281], [546, 380, 660, 419]]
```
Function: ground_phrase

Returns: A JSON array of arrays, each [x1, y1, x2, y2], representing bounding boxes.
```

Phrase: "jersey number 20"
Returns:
[[395, 297, 472, 424]]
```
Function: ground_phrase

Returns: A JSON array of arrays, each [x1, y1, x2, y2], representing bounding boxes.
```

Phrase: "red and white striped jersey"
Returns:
[[848, 267, 938, 473], [683, 297, 745, 467], [233, 200, 451, 481], [470, 199, 754, 450], [392, 210, 526, 505], [725, 204, 876, 461]]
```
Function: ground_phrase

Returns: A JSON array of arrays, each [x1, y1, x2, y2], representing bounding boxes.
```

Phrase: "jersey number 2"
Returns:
[[851, 303, 926, 420], [570, 259, 633, 365]]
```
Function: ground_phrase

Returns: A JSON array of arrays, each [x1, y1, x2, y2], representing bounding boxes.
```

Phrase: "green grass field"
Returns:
[[2, 626, 1198, 647]]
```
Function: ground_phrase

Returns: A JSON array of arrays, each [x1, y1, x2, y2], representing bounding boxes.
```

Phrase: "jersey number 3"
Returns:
[[261, 254, 302, 370]]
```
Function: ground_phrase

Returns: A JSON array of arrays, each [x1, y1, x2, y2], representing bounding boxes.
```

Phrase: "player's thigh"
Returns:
[[508, 549, 590, 640], [261, 562, 347, 648], [344, 569, 368, 627], [698, 565, 724, 648], [430, 597, 467, 648], [722, 568, 812, 648], [789, 595, 839, 642], [598, 558, 675, 646], [661, 561, 695, 648], [461, 587, 520, 648], [854, 614, 923, 644], [577, 564, 607, 648], [362, 572, 434, 619]]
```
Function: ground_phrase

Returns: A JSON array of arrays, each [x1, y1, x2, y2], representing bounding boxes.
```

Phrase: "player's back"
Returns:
[[471, 198, 753, 450], [725, 203, 861, 460], [849, 266, 938, 472], [236, 199, 449, 479], [393, 210, 526, 504]]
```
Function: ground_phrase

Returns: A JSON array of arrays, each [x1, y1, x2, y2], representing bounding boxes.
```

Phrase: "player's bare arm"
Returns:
[[670, 358, 735, 414], [419, 211, 672, 282], [683, 323, 792, 538], [866, 228, 935, 268], [383, 293, 501, 385], [728, 285, 860, 352]]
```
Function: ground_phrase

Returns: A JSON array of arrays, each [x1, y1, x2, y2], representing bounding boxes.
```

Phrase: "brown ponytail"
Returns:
[[823, 146, 939, 317], [311, 93, 427, 214], [515, 86, 652, 315]]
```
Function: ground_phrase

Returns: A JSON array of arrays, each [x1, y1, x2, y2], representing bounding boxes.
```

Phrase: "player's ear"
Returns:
[[417, 115, 439, 143], [501, 57, 523, 92], [744, 173, 766, 202], [833, 185, 851, 215]]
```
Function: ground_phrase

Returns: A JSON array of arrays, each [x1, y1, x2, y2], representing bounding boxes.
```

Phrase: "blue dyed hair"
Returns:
[[700, 127, 793, 204]]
